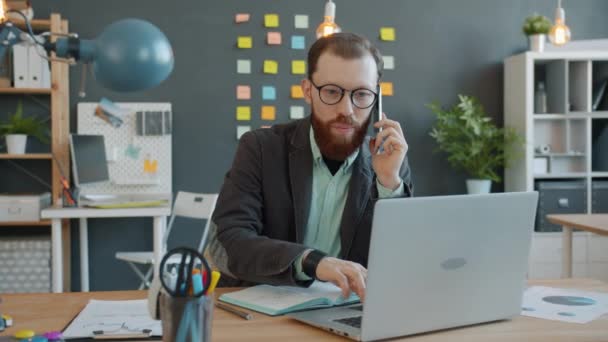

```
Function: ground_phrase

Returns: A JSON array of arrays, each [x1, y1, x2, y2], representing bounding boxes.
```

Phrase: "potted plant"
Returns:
[[0, 101, 49, 154], [523, 14, 552, 52], [427, 95, 522, 194]]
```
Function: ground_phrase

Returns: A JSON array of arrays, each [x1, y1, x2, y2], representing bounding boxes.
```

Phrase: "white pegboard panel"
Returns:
[[76, 102, 172, 195]]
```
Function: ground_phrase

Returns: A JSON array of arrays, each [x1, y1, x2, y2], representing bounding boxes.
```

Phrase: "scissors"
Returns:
[[159, 247, 211, 297]]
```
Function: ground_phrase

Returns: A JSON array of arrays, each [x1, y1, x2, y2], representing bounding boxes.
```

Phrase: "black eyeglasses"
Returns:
[[310, 80, 378, 109]]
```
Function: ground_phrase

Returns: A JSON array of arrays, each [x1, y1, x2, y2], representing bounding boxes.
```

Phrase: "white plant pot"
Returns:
[[466, 179, 492, 194], [5, 134, 27, 154], [528, 34, 546, 52]]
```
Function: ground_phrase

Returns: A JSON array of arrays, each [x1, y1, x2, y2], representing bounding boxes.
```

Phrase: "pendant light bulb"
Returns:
[[316, 0, 341, 39], [549, 0, 571, 46]]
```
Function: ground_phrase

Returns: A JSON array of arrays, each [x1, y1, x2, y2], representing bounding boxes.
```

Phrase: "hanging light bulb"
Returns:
[[549, 0, 571, 46], [316, 0, 341, 39], [0, 0, 6, 22]]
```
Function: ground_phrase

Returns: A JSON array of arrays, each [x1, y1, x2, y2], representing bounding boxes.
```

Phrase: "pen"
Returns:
[[216, 302, 253, 320], [206, 271, 220, 294]]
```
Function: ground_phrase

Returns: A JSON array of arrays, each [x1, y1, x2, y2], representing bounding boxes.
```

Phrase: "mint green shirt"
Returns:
[[295, 128, 404, 279]]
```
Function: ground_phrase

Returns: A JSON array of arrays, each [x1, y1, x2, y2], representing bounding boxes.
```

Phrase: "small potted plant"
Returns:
[[523, 14, 552, 52], [0, 101, 49, 154], [427, 95, 522, 194]]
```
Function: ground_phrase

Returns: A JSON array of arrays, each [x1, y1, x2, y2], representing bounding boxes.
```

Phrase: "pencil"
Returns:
[[216, 302, 253, 320]]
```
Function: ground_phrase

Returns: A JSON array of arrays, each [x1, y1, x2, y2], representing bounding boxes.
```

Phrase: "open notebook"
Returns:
[[218, 281, 360, 316]]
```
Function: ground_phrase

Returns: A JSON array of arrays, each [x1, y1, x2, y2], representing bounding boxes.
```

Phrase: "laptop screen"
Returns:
[[69, 134, 110, 187]]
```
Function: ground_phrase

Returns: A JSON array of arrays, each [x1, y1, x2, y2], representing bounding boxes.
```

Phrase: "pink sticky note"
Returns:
[[267, 32, 282, 45], [235, 13, 250, 23], [236, 85, 251, 100]]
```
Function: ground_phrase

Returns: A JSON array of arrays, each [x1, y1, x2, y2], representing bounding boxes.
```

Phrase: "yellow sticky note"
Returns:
[[380, 82, 394, 96], [263, 60, 278, 74], [261, 106, 276, 120], [235, 13, 250, 23], [267, 32, 282, 45], [236, 106, 251, 121], [380, 27, 396, 41], [291, 60, 306, 75], [237, 36, 252, 49], [291, 85, 304, 99], [236, 85, 251, 100], [265, 14, 279, 27]]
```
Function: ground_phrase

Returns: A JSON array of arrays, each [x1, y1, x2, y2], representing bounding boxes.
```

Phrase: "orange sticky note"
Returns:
[[261, 106, 276, 120], [267, 32, 282, 45], [237, 36, 252, 49], [380, 27, 396, 41], [291, 85, 304, 99], [380, 82, 394, 96], [263, 60, 278, 74], [291, 60, 306, 75], [235, 13, 250, 23], [236, 85, 251, 100], [236, 106, 251, 121], [265, 14, 279, 27]]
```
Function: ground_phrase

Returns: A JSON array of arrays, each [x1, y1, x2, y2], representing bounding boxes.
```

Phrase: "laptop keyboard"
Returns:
[[334, 316, 362, 328]]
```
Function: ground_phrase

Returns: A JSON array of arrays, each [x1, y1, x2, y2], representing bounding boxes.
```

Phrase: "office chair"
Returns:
[[115, 191, 218, 289]]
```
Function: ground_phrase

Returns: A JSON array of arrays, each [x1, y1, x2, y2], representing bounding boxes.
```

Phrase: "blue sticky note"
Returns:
[[262, 86, 276, 100], [291, 35, 305, 50]]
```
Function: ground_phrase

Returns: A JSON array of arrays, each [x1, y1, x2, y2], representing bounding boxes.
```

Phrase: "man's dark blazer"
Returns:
[[207, 117, 413, 286]]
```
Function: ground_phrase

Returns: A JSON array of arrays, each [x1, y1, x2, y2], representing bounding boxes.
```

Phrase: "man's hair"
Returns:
[[307, 32, 383, 82]]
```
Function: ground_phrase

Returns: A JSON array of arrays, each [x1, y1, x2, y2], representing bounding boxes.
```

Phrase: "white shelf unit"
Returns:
[[504, 51, 608, 281]]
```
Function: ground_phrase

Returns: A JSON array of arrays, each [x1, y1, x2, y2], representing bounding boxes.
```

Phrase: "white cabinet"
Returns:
[[505, 51, 608, 280]]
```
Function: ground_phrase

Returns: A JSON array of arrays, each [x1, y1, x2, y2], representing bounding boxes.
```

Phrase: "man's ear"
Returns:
[[301, 78, 312, 105]]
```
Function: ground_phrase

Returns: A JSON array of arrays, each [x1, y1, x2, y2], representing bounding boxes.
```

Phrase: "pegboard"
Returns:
[[76, 102, 172, 195]]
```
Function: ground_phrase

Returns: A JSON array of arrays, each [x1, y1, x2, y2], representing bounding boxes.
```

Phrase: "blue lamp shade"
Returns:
[[56, 19, 174, 92]]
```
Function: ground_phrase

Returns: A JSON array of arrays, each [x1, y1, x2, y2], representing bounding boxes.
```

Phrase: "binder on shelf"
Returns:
[[28, 45, 43, 88], [12, 43, 28, 88]]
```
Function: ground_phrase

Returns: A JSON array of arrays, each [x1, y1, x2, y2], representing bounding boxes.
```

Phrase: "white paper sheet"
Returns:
[[521, 286, 608, 323], [62, 299, 161, 339]]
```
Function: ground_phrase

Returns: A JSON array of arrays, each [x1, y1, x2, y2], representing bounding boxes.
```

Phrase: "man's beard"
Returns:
[[311, 107, 371, 161]]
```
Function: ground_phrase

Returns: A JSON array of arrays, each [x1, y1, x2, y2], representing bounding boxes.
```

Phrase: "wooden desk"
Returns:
[[546, 214, 608, 278], [41, 206, 171, 293], [1, 279, 607, 341]]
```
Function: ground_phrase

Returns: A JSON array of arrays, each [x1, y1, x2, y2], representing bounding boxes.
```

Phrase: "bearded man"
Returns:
[[207, 32, 413, 300]]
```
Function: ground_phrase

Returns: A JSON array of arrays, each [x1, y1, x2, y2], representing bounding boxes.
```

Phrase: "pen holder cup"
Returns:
[[160, 292, 214, 342]]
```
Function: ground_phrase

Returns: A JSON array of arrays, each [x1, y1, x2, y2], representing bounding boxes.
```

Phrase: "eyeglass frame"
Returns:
[[309, 79, 379, 109]]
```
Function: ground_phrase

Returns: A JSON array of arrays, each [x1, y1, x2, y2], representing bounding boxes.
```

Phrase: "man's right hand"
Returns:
[[315, 257, 367, 301]]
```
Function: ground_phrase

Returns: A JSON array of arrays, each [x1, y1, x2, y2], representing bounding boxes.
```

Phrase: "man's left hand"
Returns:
[[369, 113, 408, 190]]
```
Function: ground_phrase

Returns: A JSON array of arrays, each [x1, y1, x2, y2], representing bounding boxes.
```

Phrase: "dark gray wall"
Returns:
[[9, 0, 607, 290]]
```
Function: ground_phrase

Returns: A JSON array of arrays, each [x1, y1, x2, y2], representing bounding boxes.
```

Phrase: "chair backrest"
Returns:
[[163, 192, 218, 253]]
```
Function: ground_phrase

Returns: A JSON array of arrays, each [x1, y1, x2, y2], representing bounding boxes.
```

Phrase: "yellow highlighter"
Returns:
[[206, 271, 221, 294]]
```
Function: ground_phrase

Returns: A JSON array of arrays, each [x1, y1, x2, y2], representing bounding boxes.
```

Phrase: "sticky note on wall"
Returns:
[[291, 35, 305, 50], [380, 82, 394, 96], [237, 36, 252, 48], [265, 14, 279, 27], [294, 15, 308, 29], [380, 27, 395, 41], [236, 85, 251, 100], [383, 56, 395, 70], [292, 60, 306, 75], [291, 85, 304, 99], [236, 106, 251, 121], [261, 106, 276, 120], [290, 106, 305, 119], [264, 60, 278, 74], [267, 32, 282, 45], [237, 59, 251, 74], [262, 86, 276, 100], [235, 13, 250, 23], [237, 125, 251, 140]]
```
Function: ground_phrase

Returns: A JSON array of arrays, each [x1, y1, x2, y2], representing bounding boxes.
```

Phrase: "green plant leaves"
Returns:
[[427, 95, 523, 182], [522, 14, 552, 35], [0, 101, 49, 144]]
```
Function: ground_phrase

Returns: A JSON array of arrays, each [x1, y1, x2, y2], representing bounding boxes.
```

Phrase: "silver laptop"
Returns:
[[288, 191, 538, 341]]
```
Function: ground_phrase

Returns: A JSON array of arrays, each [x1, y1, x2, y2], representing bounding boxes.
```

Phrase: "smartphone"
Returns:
[[375, 87, 384, 153]]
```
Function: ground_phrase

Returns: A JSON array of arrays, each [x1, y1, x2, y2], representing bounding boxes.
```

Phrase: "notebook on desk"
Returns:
[[219, 281, 359, 316], [79, 194, 170, 209]]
